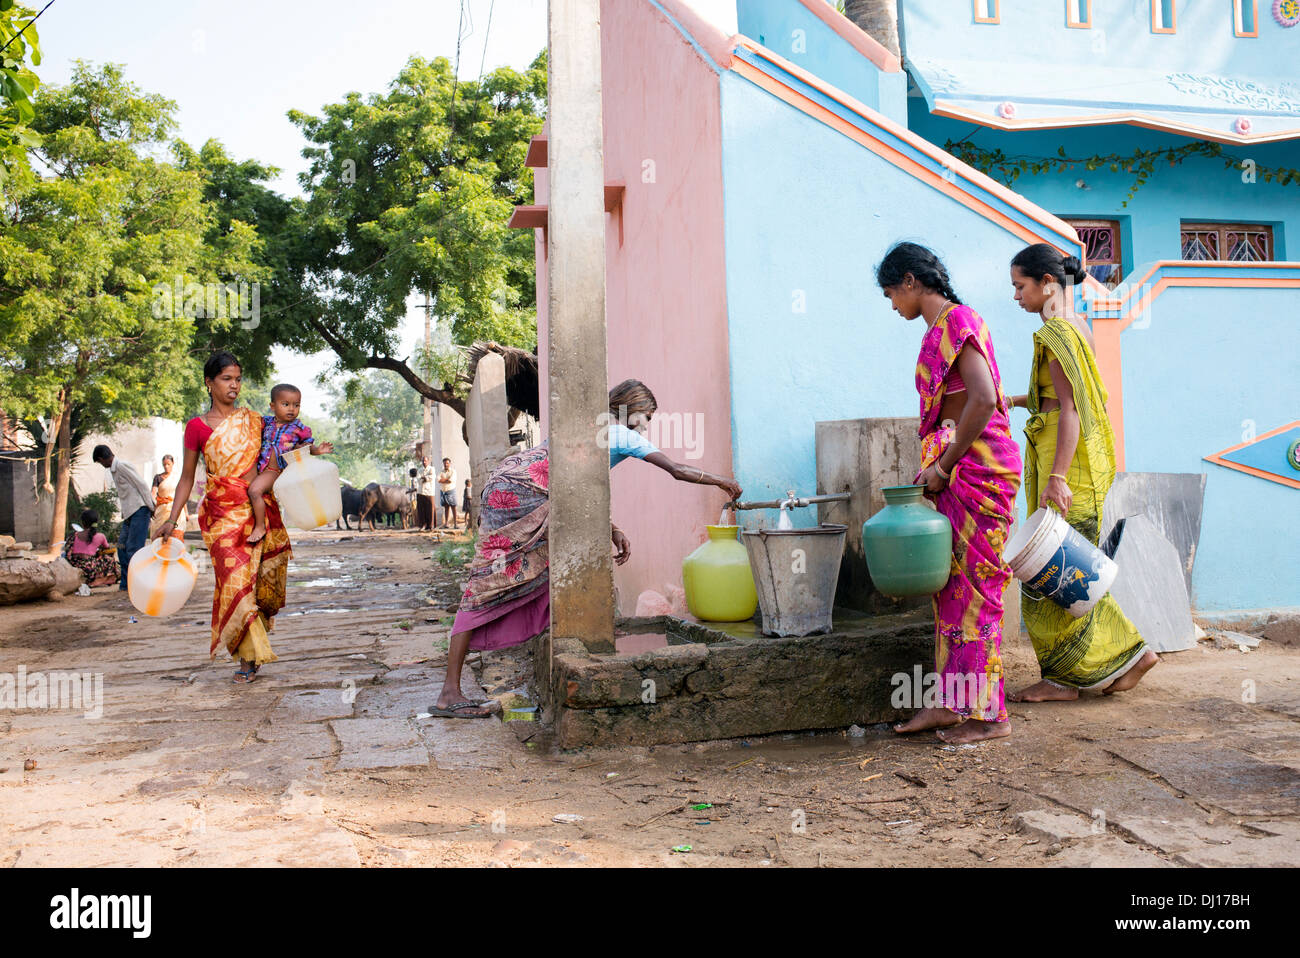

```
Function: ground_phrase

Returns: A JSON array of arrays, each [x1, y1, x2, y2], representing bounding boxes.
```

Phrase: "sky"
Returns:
[[35, 0, 739, 416], [36, 0, 550, 416]]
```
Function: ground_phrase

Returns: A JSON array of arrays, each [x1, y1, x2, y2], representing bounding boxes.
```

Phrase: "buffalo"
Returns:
[[358, 482, 415, 531], [336, 483, 365, 531]]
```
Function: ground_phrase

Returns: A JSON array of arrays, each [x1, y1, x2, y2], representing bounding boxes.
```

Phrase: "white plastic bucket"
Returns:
[[1003, 507, 1117, 618]]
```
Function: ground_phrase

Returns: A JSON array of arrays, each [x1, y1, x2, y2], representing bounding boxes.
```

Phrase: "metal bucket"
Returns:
[[741, 524, 848, 637]]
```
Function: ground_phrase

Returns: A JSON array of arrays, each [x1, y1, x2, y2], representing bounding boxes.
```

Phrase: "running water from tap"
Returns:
[[777, 506, 794, 530]]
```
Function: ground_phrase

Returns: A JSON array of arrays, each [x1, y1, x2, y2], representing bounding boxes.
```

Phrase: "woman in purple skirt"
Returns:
[[429, 379, 742, 717]]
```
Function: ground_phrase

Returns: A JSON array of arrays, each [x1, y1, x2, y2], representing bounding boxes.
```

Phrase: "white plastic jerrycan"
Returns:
[[275, 446, 342, 530], [127, 536, 198, 617]]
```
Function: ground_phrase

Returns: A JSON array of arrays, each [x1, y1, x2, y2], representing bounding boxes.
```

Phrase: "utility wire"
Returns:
[[0, 0, 55, 57], [478, 0, 495, 80]]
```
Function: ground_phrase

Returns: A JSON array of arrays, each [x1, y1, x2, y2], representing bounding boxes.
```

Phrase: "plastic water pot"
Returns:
[[127, 537, 198, 617], [742, 524, 847, 637], [682, 525, 759, 622], [1003, 507, 1117, 617], [861, 484, 953, 597], [276, 446, 342, 530]]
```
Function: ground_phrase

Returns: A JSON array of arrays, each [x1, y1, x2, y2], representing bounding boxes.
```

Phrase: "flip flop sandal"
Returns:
[[427, 701, 494, 719], [233, 668, 257, 684]]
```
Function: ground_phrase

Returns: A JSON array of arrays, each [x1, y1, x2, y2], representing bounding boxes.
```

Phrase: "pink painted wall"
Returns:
[[535, 0, 735, 614]]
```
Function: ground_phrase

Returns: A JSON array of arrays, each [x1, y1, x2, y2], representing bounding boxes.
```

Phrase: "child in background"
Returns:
[[64, 509, 120, 587], [248, 384, 333, 544], [461, 477, 472, 525]]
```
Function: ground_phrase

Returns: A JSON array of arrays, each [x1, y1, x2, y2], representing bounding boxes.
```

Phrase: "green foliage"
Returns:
[[434, 539, 474, 569], [79, 490, 122, 543], [0, 62, 264, 435], [173, 139, 312, 389], [285, 53, 545, 393], [0, 1, 42, 197], [324, 368, 424, 474], [944, 138, 1300, 208]]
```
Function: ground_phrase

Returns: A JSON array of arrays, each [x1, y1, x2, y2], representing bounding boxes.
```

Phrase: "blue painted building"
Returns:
[[521, 0, 1299, 614], [733, 0, 1300, 613]]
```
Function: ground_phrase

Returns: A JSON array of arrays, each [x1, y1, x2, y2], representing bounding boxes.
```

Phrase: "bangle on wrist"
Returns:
[[1049, 473, 1068, 483], [934, 460, 951, 481]]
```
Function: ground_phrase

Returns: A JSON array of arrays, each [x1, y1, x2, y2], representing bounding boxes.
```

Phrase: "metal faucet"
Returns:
[[726, 491, 851, 511]]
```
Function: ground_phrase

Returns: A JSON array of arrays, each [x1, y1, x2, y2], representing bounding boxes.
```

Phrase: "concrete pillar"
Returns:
[[547, 0, 614, 654], [465, 352, 512, 528], [815, 417, 927, 615]]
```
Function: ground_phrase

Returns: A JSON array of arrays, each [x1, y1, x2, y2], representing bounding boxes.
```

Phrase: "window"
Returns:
[[1065, 218, 1122, 289], [1234, 0, 1259, 37], [974, 0, 999, 24], [1151, 0, 1176, 33], [1066, 0, 1092, 28], [1180, 222, 1273, 261]]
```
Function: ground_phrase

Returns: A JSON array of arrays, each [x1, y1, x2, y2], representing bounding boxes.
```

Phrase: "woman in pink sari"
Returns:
[[877, 243, 1022, 743]]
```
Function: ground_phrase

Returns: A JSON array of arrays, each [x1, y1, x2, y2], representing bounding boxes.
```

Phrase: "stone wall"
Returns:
[[535, 611, 934, 748]]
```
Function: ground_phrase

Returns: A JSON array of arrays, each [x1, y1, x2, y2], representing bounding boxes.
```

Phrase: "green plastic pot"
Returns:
[[861, 484, 953, 597]]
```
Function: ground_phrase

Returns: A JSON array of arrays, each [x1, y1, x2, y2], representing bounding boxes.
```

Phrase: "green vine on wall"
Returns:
[[943, 139, 1300, 207]]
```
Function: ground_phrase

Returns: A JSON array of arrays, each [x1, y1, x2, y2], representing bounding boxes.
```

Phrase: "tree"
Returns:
[[173, 139, 315, 389], [0, 0, 42, 197], [843, 0, 900, 59], [0, 62, 264, 547], [284, 53, 546, 416], [323, 369, 424, 484]]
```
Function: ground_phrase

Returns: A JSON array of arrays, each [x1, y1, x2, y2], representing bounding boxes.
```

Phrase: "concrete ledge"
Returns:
[[536, 610, 934, 748], [1195, 608, 1300, 647]]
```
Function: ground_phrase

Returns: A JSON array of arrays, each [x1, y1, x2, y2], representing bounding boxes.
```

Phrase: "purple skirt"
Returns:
[[452, 586, 550, 651]]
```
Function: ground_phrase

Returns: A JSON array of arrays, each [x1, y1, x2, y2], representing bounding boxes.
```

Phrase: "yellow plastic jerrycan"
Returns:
[[127, 536, 198, 617], [682, 525, 759, 622], [275, 446, 342, 530]]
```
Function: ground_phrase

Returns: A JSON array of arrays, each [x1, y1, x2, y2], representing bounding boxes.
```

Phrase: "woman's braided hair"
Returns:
[[875, 242, 963, 305]]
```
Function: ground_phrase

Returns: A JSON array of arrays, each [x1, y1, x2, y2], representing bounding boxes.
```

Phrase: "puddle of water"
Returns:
[[285, 607, 359, 615], [614, 633, 670, 655], [296, 577, 356, 588]]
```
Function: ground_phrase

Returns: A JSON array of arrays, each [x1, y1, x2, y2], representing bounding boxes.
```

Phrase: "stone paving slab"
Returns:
[[1107, 742, 1300, 816], [330, 718, 428, 770], [272, 688, 357, 723], [1017, 809, 1101, 842], [1035, 763, 1199, 822], [418, 716, 517, 772], [1052, 835, 1172, 868], [1173, 820, 1300, 867], [1111, 816, 1259, 858]]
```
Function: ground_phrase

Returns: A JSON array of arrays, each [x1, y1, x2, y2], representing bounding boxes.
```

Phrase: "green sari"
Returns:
[[1022, 318, 1147, 688]]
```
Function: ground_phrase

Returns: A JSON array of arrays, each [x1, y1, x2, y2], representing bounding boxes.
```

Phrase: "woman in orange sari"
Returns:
[[148, 455, 186, 540], [157, 352, 292, 683]]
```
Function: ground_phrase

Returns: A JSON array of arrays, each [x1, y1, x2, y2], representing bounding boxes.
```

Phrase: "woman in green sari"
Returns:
[[1006, 245, 1158, 701]]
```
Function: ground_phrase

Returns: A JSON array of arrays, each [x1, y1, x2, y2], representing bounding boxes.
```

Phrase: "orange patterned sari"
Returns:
[[197, 407, 291, 663]]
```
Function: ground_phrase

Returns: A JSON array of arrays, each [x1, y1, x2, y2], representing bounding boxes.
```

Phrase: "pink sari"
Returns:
[[915, 305, 1022, 722]]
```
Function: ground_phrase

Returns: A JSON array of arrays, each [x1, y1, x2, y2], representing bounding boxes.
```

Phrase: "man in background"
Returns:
[[415, 455, 435, 532], [91, 444, 155, 591], [436, 456, 458, 528]]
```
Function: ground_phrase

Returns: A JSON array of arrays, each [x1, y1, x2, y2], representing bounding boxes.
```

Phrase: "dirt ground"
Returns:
[[1, 529, 1297, 867]]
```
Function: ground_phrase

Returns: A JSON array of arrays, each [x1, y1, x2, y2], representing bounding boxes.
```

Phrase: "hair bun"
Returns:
[[1062, 255, 1087, 284]]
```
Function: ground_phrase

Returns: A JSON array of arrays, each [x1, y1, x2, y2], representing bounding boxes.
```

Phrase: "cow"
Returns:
[[358, 482, 415, 531], [336, 483, 365, 531]]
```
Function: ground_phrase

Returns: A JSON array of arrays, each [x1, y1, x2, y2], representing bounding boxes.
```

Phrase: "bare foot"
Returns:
[[1103, 650, 1159, 695], [1008, 680, 1079, 702], [936, 719, 1010, 744], [248, 522, 266, 545], [893, 707, 962, 734]]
